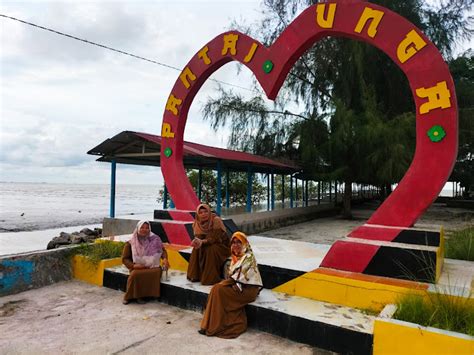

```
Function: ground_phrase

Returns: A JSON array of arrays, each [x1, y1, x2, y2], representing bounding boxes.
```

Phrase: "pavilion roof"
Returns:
[[87, 131, 301, 174]]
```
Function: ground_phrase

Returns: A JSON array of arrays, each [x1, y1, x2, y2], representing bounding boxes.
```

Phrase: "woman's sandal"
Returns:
[[122, 299, 130, 305], [198, 329, 206, 335]]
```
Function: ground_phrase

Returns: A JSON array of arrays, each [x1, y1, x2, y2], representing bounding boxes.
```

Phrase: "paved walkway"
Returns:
[[0, 281, 334, 354], [260, 202, 473, 244]]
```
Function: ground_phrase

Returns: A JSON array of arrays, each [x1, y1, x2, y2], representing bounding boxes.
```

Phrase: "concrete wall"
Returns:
[[102, 204, 339, 237], [0, 247, 74, 297], [102, 218, 139, 237], [231, 204, 339, 235]]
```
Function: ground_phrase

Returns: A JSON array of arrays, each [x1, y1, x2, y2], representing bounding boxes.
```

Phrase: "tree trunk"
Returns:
[[342, 179, 352, 219]]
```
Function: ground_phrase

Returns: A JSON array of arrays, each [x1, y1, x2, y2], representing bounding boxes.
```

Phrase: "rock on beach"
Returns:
[[46, 228, 102, 250]]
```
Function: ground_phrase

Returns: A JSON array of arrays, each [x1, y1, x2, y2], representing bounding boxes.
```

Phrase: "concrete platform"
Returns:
[[110, 234, 331, 290], [104, 267, 375, 354], [102, 233, 472, 354], [0, 280, 327, 354], [108, 234, 472, 299]]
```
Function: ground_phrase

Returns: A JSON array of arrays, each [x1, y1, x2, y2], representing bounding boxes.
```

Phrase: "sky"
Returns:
[[0, 0, 263, 185], [0, 1, 472, 187]]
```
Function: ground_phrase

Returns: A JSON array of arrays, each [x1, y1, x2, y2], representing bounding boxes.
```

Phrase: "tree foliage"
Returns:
[[449, 50, 474, 195], [187, 169, 266, 208], [201, 0, 473, 216]]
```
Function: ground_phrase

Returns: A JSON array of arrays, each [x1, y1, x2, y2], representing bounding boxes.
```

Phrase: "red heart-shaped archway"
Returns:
[[160, 0, 457, 272]]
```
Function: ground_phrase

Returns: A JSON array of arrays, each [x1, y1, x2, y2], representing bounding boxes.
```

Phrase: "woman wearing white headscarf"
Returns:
[[122, 220, 170, 304], [199, 231, 263, 338]]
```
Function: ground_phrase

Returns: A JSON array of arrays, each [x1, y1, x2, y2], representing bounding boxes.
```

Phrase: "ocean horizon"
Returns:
[[0, 181, 458, 233], [0, 181, 163, 233]]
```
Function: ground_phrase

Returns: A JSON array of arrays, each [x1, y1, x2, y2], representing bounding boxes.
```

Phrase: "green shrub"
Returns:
[[394, 292, 474, 336], [445, 226, 473, 261], [74, 241, 125, 266]]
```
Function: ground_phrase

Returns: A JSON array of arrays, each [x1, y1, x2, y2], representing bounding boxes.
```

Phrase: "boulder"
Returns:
[[46, 233, 71, 250], [46, 229, 102, 249], [80, 228, 97, 236]]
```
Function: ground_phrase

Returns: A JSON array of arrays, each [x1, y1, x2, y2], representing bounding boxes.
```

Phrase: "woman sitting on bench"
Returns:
[[187, 203, 230, 285]]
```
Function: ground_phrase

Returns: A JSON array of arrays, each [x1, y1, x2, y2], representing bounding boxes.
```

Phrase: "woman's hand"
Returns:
[[191, 238, 203, 249], [162, 258, 170, 271], [232, 283, 242, 293]]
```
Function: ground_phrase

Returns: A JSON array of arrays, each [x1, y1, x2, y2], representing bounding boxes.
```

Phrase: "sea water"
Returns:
[[0, 182, 163, 255], [0, 181, 458, 255], [0, 182, 162, 232]]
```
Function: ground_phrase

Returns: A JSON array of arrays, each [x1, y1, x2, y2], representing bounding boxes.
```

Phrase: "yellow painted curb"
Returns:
[[72, 255, 122, 286], [374, 318, 474, 355], [165, 246, 189, 272], [273, 270, 427, 312]]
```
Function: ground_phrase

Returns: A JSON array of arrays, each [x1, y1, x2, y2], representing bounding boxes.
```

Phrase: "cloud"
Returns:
[[0, 1, 292, 184]]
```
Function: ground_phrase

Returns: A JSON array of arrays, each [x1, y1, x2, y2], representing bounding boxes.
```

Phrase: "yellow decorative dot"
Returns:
[[434, 131, 439, 136]]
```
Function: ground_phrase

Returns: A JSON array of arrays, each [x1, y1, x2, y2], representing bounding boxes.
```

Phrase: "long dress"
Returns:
[[187, 222, 230, 285], [200, 234, 263, 338], [122, 242, 162, 300], [200, 279, 260, 338]]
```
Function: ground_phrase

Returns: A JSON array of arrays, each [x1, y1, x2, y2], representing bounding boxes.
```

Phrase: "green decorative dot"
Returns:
[[164, 147, 173, 157], [427, 125, 446, 142], [263, 60, 274, 74]]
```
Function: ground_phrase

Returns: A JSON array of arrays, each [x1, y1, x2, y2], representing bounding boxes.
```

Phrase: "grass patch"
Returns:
[[445, 226, 473, 261], [394, 293, 474, 336], [74, 240, 125, 266], [360, 307, 379, 316]]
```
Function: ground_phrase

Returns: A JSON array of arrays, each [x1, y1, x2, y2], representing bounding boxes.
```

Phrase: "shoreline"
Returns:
[[0, 203, 471, 257]]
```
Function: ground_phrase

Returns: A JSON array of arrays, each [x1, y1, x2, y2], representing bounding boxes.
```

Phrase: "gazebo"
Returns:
[[88, 131, 303, 216]]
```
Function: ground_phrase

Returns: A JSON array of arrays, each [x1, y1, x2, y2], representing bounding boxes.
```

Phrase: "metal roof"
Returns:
[[87, 131, 301, 174]]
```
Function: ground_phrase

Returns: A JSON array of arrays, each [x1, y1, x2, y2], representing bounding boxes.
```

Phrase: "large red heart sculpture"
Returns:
[[160, 0, 457, 272]]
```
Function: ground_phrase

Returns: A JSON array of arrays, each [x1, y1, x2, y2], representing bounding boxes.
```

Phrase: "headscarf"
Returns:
[[228, 232, 263, 287], [129, 220, 163, 268], [192, 203, 226, 236]]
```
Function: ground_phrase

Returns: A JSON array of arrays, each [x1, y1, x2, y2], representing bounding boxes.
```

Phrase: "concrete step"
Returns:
[[104, 267, 374, 354], [321, 225, 444, 283], [109, 235, 331, 290]]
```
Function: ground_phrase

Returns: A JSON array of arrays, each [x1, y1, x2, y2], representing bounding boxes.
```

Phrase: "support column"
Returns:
[[110, 160, 116, 218], [318, 181, 321, 205], [329, 181, 332, 202], [301, 179, 305, 205], [335, 181, 338, 204], [290, 175, 294, 208], [216, 161, 222, 215], [267, 173, 270, 211], [198, 167, 203, 201], [246, 166, 253, 213], [281, 175, 285, 208], [225, 170, 230, 208], [271, 173, 275, 210], [295, 178, 298, 207], [305, 180, 309, 206]]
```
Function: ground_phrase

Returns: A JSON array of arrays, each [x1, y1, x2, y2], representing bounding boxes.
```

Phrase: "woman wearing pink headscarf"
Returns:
[[121, 220, 170, 304]]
